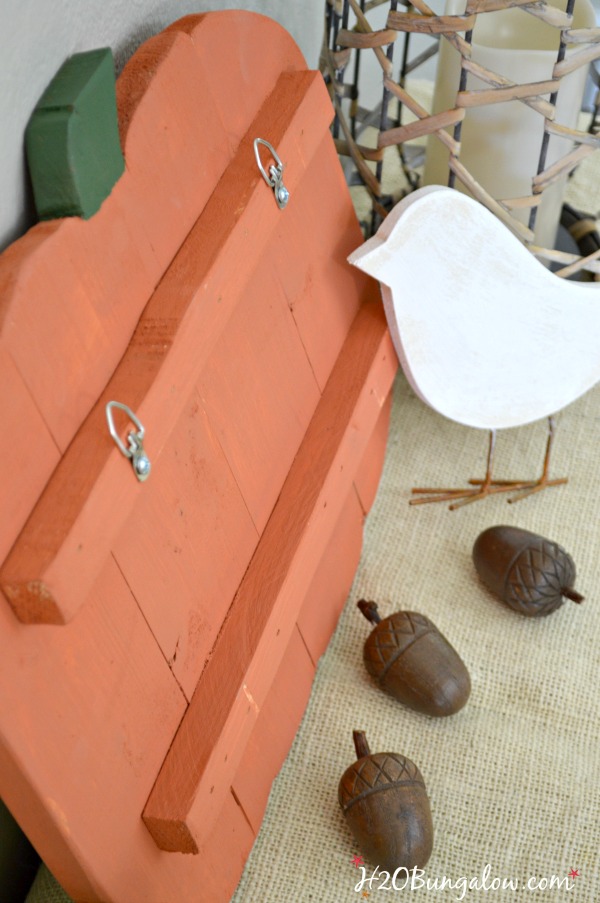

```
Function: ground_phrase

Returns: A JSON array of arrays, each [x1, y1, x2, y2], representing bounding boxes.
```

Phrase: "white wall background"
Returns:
[[0, 0, 325, 252]]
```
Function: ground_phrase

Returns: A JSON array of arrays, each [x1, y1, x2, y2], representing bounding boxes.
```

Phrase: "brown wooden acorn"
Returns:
[[473, 525, 584, 617], [338, 730, 433, 873], [358, 600, 470, 716]]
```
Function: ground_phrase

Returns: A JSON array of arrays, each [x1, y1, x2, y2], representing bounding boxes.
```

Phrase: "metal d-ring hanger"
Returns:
[[105, 400, 151, 482], [254, 138, 289, 209]]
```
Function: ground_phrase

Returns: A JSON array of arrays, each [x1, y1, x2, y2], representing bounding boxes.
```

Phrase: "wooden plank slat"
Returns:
[[114, 29, 230, 281], [0, 69, 332, 626], [0, 556, 188, 902], [0, 207, 160, 455], [272, 132, 367, 390], [231, 625, 315, 831], [353, 389, 393, 515], [112, 389, 260, 701], [197, 257, 321, 534], [166, 12, 306, 151], [0, 349, 60, 564], [297, 487, 366, 665], [142, 297, 397, 854]]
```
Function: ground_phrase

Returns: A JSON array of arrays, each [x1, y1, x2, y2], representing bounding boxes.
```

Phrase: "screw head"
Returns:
[[133, 452, 151, 481], [276, 184, 289, 208]]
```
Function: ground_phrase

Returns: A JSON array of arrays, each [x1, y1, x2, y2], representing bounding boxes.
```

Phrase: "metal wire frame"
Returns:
[[322, 0, 600, 277]]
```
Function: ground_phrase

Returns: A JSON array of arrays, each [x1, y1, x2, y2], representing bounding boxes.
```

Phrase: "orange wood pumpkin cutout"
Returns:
[[0, 12, 396, 902]]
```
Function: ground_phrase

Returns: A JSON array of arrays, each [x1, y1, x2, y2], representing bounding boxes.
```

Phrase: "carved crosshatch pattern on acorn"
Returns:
[[361, 609, 433, 677], [506, 539, 577, 613], [473, 525, 585, 616], [338, 751, 425, 810]]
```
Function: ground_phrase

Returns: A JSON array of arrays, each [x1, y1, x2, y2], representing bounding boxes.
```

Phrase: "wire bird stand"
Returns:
[[322, 0, 600, 278]]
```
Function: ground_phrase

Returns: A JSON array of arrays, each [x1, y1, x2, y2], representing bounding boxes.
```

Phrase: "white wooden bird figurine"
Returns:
[[349, 185, 600, 508]]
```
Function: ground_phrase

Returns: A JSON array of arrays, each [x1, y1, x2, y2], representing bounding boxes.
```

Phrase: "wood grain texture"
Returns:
[[231, 625, 315, 832], [143, 297, 397, 853], [0, 69, 332, 625]]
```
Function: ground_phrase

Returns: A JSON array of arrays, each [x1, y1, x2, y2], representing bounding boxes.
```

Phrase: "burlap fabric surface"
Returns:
[[28, 98, 600, 903], [231, 370, 600, 902]]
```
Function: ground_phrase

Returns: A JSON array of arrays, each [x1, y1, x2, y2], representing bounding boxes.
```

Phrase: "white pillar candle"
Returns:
[[423, 0, 596, 250]]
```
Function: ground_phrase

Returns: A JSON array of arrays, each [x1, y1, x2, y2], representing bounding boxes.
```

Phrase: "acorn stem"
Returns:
[[353, 730, 371, 759], [357, 599, 381, 624], [562, 586, 585, 604]]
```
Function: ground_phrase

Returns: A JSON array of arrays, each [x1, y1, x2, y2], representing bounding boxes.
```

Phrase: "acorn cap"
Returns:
[[505, 538, 576, 613], [338, 750, 425, 812], [362, 610, 435, 682]]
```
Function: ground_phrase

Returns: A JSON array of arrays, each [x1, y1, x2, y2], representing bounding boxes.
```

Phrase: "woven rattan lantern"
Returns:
[[323, 0, 600, 276]]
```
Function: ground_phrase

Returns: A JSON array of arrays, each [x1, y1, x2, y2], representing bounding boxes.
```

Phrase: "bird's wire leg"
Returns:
[[410, 430, 529, 509], [507, 415, 568, 503], [468, 416, 567, 502]]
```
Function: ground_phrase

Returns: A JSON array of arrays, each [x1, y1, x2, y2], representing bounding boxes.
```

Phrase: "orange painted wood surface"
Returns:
[[231, 625, 315, 833], [112, 390, 260, 700], [197, 255, 321, 533], [298, 486, 366, 665], [0, 349, 60, 564], [271, 132, 369, 391], [0, 11, 305, 553], [142, 297, 396, 854], [0, 68, 331, 625], [354, 389, 394, 515], [0, 11, 398, 902], [0, 556, 188, 902]]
